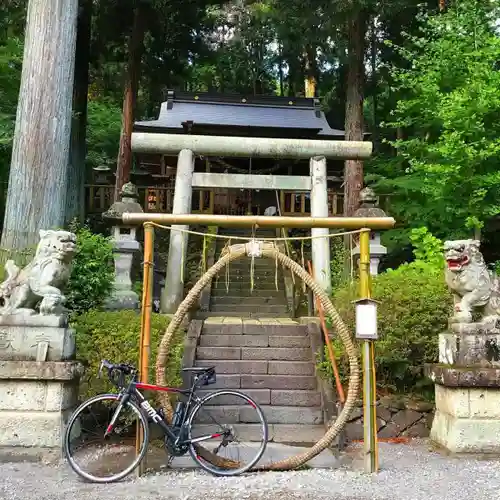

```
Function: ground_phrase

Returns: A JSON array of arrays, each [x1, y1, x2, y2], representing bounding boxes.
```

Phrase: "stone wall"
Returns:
[[344, 395, 435, 441]]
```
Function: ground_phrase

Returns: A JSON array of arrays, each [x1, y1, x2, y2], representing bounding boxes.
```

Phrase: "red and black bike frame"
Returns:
[[104, 377, 226, 446]]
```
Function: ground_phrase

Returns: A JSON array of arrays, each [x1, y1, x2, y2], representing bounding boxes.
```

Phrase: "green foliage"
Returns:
[[65, 223, 114, 314], [330, 238, 348, 291], [409, 227, 444, 269], [72, 310, 184, 399], [320, 260, 452, 397], [493, 261, 500, 276], [85, 99, 122, 170], [374, 0, 500, 238], [0, 37, 22, 181]]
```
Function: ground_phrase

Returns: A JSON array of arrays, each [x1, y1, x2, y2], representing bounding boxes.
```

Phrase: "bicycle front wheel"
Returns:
[[187, 390, 268, 476], [63, 393, 149, 483]]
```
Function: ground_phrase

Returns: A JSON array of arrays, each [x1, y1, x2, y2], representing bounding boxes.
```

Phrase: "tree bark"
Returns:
[[114, 3, 146, 201], [343, 10, 367, 216], [370, 15, 378, 148], [1, 0, 79, 250], [66, 0, 92, 224]]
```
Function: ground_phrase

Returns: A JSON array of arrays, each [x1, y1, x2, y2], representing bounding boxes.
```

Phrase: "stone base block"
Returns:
[[0, 325, 75, 361], [0, 361, 82, 454], [0, 410, 73, 448], [439, 328, 500, 368], [431, 409, 500, 454], [430, 384, 500, 453]]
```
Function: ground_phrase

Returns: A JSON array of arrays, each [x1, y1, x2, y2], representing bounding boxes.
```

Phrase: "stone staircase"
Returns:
[[209, 228, 290, 318], [193, 318, 326, 445]]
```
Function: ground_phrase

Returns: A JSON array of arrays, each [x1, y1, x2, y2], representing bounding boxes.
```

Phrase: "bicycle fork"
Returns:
[[104, 394, 129, 437]]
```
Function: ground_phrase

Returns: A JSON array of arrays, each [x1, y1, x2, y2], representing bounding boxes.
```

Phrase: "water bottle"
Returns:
[[172, 401, 186, 427]]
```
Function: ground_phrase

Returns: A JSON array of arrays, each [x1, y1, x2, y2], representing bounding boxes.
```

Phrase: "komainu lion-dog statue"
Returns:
[[444, 239, 500, 325], [0, 230, 77, 316]]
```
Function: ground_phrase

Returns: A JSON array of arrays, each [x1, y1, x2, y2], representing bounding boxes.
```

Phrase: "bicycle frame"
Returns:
[[106, 378, 227, 448]]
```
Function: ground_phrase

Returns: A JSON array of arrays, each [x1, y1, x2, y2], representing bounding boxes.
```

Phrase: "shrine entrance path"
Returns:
[[1, 440, 499, 500]]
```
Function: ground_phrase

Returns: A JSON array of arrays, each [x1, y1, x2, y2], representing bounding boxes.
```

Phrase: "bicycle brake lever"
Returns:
[[98, 361, 105, 379]]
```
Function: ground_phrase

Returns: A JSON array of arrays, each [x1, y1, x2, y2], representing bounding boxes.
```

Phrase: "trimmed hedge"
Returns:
[[320, 261, 453, 397], [72, 310, 184, 399]]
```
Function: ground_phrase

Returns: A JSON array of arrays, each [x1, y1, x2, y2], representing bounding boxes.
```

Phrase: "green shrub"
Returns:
[[320, 261, 453, 397], [65, 224, 114, 313], [409, 227, 444, 269], [72, 310, 184, 399]]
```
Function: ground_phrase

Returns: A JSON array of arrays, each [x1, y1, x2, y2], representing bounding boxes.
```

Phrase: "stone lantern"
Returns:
[[351, 187, 388, 276], [103, 182, 144, 310]]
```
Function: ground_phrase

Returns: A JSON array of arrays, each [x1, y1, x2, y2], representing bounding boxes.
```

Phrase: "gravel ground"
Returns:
[[1, 441, 500, 500]]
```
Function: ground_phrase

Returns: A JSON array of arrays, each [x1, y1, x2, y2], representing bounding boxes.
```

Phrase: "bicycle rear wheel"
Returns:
[[187, 390, 268, 476], [63, 393, 149, 483]]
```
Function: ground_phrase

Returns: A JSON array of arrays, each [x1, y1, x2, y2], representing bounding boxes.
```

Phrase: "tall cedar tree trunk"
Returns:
[[1, 0, 79, 250], [114, 4, 146, 201], [370, 16, 377, 148], [343, 10, 367, 216], [66, 0, 92, 223]]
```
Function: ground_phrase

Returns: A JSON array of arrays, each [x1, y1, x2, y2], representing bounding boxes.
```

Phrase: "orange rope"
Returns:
[[307, 260, 346, 404]]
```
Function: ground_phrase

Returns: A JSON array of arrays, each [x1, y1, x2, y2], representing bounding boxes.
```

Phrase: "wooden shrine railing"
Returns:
[[85, 185, 389, 216]]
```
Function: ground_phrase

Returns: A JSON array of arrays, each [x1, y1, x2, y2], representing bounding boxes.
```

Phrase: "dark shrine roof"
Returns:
[[134, 90, 345, 139]]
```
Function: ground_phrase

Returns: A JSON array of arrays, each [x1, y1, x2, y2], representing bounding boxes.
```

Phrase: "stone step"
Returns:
[[217, 259, 282, 267], [196, 346, 310, 361], [197, 312, 290, 319], [268, 360, 315, 375], [212, 281, 284, 291], [196, 389, 321, 407], [209, 296, 288, 306], [214, 270, 284, 278], [241, 347, 311, 361], [208, 374, 317, 390], [194, 359, 315, 375], [199, 334, 310, 348], [201, 321, 307, 336], [195, 359, 268, 374], [190, 423, 326, 445], [209, 304, 289, 314], [196, 405, 323, 425], [210, 290, 285, 299]]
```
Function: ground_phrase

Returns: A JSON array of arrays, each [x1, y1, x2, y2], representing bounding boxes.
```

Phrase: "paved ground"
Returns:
[[1, 440, 500, 500]]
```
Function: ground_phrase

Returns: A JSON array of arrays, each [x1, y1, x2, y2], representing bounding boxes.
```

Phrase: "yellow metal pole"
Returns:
[[121, 213, 396, 230], [359, 229, 378, 473], [136, 222, 155, 477]]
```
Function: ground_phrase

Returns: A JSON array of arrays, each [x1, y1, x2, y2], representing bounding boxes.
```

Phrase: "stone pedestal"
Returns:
[[426, 364, 500, 454], [0, 314, 82, 458], [439, 322, 500, 367], [105, 230, 140, 310], [0, 361, 82, 452], [0, 315, 75, 362]]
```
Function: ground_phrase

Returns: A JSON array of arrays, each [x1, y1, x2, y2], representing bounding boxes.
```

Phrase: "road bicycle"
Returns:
[[63, 359, 268, 483]]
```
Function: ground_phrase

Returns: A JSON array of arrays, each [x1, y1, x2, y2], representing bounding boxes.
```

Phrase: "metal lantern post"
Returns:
[[355, 229, 379, 473]]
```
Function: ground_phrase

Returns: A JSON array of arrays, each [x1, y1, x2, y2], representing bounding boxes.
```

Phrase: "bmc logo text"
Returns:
[[141, 400, 163, 424]]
